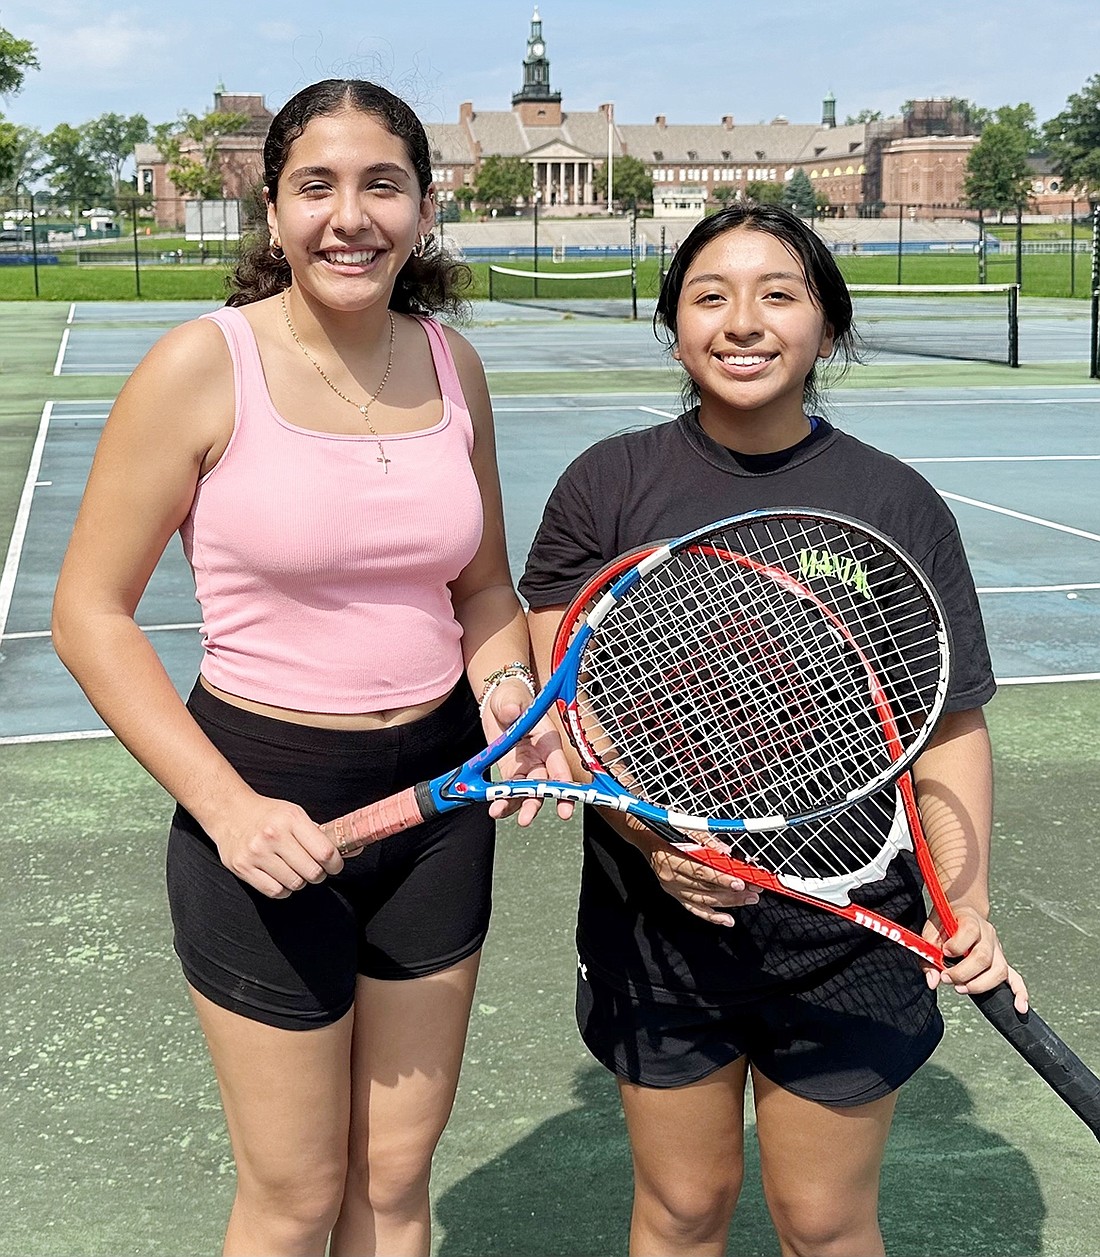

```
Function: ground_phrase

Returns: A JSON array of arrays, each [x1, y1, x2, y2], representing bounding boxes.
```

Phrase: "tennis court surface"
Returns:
[[1, 299, 1098, 1255]]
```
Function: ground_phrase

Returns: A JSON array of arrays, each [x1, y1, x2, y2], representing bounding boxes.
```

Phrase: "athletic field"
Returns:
[[1, 298, 1098, 1256]]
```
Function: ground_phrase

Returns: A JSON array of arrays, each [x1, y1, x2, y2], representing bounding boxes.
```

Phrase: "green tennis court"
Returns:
[[1, 300, 1098, 1256]]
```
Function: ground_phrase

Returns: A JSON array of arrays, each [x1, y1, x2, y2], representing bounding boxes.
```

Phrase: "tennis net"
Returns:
[[849, 283, 1020, 367], [487, 263, 638, 319]]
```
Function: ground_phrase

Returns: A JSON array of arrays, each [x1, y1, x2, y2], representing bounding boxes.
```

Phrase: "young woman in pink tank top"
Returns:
[[53, 80, 571, 1257]]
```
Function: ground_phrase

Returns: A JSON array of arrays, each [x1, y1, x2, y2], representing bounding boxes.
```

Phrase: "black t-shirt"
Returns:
[[520, 411, 996, 1007]]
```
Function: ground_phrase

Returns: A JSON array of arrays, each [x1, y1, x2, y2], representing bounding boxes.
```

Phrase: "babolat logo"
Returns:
[[798, 548, 872, 599], [485, 783, 631, 809]]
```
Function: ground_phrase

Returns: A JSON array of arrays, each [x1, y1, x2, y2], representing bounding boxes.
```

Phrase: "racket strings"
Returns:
[[578, 566, 885, 819], [572, 516, 946, 835], [689, 783, 907, 886]]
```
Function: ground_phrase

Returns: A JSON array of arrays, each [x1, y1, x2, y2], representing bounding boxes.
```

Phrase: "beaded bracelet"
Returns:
[[477, 661, 537, 717]]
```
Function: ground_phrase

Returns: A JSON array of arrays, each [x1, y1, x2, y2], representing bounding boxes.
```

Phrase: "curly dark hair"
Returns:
[[226, 79, 470, 317], [653, 202, 858, 414]]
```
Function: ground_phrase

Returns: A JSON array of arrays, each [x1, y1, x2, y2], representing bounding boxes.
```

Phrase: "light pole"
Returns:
[[14, 179, 40, 297], [532, 186, 541, 296]]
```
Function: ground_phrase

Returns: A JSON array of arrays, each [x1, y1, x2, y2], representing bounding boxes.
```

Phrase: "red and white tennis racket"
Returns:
[[549, 520, 1100, 1139]]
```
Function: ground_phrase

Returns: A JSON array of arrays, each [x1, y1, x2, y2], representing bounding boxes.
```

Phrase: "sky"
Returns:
[[2, 0, 1098, 138]]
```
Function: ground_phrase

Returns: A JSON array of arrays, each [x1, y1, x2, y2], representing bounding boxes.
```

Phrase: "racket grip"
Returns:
[[322, 782, 438, 857], [969, 982, 1100, 1139]]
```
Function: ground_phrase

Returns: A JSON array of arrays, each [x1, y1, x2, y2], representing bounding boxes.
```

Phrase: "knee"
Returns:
[[237, 1157, 348, 1236], [350, 1128, 439, 1217], [766, 1191, 881, 1257], [636, 1167, 742, 1248]]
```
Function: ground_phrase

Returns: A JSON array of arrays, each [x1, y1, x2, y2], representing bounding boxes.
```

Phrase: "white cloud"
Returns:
[[25, 8, 176, 80]]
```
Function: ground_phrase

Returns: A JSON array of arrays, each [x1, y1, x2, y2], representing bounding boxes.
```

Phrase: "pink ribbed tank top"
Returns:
[[179, 307, 483, 713]]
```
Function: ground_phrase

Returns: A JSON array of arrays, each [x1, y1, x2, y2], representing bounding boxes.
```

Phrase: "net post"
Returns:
[[130, 201, 142, 299], [1014, 205, 1023, 290], [1090, 202, 1100, 381], [630, 207, 638, 321], [1008, 284, 1019, 368], [488, 265, 495, 303], [896, 203, 904, 285], [977, 210, 986, 285]]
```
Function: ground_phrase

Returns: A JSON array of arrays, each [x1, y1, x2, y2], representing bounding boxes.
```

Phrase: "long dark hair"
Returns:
[[654, 203, 857, 413], [227, 79, 470, 317]]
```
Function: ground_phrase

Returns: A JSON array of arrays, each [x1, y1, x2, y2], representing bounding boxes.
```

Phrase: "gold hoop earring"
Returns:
[[413, 233, 430, 258], [269, 241, 285, 262]]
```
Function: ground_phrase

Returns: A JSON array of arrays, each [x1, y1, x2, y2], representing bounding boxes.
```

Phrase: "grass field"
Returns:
[[0, 248, 1095, 302]]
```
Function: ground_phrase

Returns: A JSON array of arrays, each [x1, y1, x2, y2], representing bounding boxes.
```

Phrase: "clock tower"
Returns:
[[512, 7, 562, 124]]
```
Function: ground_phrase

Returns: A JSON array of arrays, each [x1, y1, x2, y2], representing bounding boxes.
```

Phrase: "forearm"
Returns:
[[52, 610, 254, 833], [911, 707, 994, 918], [454, 581, 532, 696]]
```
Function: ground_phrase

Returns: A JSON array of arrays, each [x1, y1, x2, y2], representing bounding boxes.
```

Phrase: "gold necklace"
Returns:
[[281, 291, 397, 472]]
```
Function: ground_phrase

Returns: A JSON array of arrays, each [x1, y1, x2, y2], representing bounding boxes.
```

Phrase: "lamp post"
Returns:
[[532, 186, 541, 296], [15, 179, 40, 297]]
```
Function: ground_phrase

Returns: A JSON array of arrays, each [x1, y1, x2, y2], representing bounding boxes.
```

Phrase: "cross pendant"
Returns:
[[376, 442, 390, 473]]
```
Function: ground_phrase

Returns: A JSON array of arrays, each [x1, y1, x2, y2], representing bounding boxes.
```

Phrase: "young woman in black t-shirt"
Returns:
[[522, 205, 1028, 1257]]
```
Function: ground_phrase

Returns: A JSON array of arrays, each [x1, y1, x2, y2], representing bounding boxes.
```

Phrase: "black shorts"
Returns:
[[576, 945, 944, 1106], [167, 681, 495, 1031]]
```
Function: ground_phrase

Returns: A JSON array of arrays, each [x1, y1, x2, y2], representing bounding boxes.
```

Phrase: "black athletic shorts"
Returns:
[[167, 681, 494, 1031], [576, 944, 944, 1106]]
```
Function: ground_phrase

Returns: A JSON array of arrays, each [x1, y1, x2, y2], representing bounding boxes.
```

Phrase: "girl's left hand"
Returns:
[[922, 904, 1030, 1013], [481, 679, 576, 825]]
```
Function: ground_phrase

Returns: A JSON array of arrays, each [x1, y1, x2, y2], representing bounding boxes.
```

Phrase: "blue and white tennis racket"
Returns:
[[324, 508, 949, 852]]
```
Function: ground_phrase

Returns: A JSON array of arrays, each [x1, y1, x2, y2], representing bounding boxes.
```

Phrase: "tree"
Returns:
[[993, 103, 1040, 150], [782, 169, 818, 215], [844, 109, 883, 125], [0, 20, 37, 186], [712, 185, 738, 208], [744, 180, 784, 205], [0, 22, 38, 97], [41, 122, 112, 211], [474, 155, 531, 213], [1044, 75, 1100, 196], [964, 120, 1032, 213], [153, 108, 252, 200], [593, 154, 652, 209], [0, 122, 41, 194], [85, 112, 150, 195], [453, 184, 476, 209]]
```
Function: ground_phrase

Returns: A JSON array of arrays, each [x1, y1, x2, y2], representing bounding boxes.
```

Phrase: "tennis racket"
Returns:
[[549, 527, 1100, 1138]]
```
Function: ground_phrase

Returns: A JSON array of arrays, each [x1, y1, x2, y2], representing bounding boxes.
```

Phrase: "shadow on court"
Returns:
[[433, 1064, 1044, 1257]]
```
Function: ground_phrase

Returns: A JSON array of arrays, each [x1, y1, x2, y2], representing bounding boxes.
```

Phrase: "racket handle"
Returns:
[[322, 782, 438, 857], [969, 983, 1100, 1139]]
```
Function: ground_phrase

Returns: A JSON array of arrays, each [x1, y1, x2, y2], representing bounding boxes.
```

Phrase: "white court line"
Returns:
[[638, 406, 677, 419], [999, 673, 1100, 686], [3, 622, 201, 642], [939, 492, 1100, 544], [65, 302, 75, 325], [0, 402, 53, 640], [0, 729, 115, 746], [52, 328, 70, 376], [913, 455, 1100, 463], [978, 583, 1100, 593], [842, 396, 1100, 407]]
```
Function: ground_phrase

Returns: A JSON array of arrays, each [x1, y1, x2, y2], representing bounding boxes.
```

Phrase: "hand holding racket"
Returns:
[[323, 507, 1100, 1138]]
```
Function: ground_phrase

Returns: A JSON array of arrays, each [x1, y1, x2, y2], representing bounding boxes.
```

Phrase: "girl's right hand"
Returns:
[[209, 794, 348, 898], [636, 829, 761, 927]]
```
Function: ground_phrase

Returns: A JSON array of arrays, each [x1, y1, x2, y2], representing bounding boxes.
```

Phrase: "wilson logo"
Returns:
[[485, 783, 631, 809], [798, 548, 872, 599], [853, 910, 930, 959]]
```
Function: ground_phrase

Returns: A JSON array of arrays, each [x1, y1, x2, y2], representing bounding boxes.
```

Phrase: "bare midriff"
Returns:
[[199, 676, 451, 730]]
